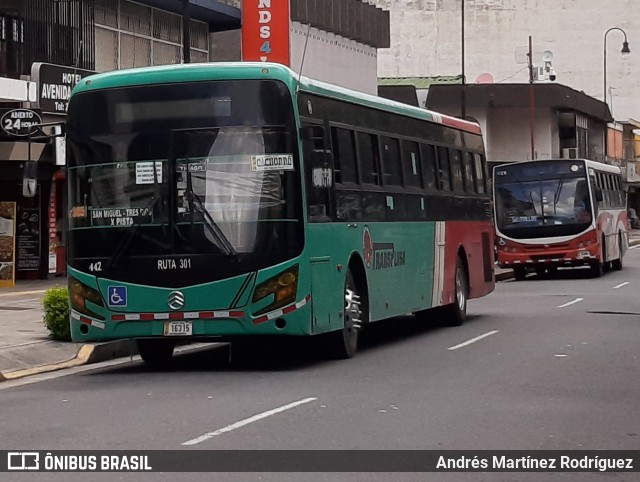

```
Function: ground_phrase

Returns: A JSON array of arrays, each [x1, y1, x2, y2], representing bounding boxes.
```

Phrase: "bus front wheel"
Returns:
[[137, 339, 175, 366], [326, 270, 362, 359], [513, 266, 527, 281]]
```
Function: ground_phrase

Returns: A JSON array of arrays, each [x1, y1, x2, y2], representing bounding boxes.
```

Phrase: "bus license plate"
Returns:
[[164, 321, 192, 336]]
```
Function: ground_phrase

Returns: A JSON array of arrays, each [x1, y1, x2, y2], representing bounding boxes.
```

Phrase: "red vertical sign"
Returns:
[[242, 0, 291, 66]]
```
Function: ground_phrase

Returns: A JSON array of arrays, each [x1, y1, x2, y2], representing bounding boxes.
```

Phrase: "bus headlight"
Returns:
[[69, 276, 105, 320], [252, 265, 299, 315]]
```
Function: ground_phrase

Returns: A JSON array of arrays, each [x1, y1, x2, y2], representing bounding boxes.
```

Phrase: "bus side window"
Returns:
[[302, 121, 331, 222], [462, 152, 477, 193], [420, 144, 438, 190], [331, 127, 357, 184], [380, 136, 403, 186], [436, 146, 451, 191], [356, 132, 380, 186], [474, 154, 486, 194], [401, 140, 422, 189], [449, 149, 464, 192]]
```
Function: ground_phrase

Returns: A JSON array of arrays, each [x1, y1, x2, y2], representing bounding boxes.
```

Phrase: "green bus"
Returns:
[[66, 62, 495, 363]]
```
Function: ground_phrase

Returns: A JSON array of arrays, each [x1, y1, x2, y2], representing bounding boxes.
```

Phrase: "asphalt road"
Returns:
[[2, 248, 640, 482]]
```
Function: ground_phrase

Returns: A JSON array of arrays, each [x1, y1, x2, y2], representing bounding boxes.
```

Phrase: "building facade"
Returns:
[[0, 0, 241, 281], [377, 0, 639, 122], [0, 0, 390, 282]]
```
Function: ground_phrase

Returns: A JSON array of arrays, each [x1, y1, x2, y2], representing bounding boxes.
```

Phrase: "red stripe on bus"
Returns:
[[169, 312, 184, 320], [111, 314, 126, 321], [229, 311, 245, 318], [80, 316, 91, 324], [440, 116, 482, 134], [200, 312, 215, 319], [282, 305, 296, 315], [253, 315, 269, 325], [139, 313, 155, 320]]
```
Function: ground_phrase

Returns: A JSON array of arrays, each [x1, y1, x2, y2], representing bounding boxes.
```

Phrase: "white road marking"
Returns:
[[182, 397, 317, 446], [448, 330, 499, 351], [613, 282, 629, 289], [557, 298, 584, 308]]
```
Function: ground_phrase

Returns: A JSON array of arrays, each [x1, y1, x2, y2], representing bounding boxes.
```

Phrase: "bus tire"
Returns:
[[592, 236, 606, 277], [611, 234, 623, 271], [137, 339, 175, 366], [513, 266, 526, 281], [326, 270, 362, 359], [441, 256, 468, 327]]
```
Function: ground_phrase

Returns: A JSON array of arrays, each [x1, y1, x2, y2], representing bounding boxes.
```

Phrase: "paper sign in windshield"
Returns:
[[136, 162, 163, 184], [250, 154, 294, 172]]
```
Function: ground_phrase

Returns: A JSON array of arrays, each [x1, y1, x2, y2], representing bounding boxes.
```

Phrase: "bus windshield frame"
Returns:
[[66, 79, 304, 288], [494, 160, 593, 239]]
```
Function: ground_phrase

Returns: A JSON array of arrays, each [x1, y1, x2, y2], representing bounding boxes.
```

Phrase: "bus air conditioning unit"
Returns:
[[562, 148, 579, 159]]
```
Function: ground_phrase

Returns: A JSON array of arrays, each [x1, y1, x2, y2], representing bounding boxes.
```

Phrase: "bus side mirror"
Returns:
[[22, 160, 38, 198]]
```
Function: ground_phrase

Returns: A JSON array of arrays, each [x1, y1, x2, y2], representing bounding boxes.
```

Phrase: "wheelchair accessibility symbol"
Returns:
[[108, 286, 127, 307]]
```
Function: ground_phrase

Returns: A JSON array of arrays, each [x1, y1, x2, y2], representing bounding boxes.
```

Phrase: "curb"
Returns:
[[495, 270, 514, 282], [0, 340, 214, 382], [0, 339, 136, 382]]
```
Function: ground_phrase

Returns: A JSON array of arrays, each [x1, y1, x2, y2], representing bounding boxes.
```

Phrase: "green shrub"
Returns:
[[43, 287, 71, 341]]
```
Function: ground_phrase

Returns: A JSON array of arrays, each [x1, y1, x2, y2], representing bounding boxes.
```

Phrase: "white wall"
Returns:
[[377, 0, 640, 121], [486, 108, 556, 162], [290, 22, 379, 95]]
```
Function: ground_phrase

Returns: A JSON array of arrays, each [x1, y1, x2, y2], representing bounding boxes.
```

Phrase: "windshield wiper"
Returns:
[[184, 172, 237, 257]]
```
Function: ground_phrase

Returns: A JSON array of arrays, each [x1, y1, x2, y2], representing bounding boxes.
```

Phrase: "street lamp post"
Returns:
[[603, 27, 631, 160]]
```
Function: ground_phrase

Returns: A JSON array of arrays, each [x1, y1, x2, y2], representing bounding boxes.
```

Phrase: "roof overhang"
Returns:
[[0, 78, 37, 103], [135, 0, 240, 31], [426, 83, 613, 123]]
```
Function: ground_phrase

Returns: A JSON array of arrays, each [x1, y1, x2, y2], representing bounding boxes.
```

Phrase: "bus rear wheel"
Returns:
[[611, 234, 623, 271], [441, 256, 468, 327], [137, 339, 175, 366], [326, 270, 362, 359]]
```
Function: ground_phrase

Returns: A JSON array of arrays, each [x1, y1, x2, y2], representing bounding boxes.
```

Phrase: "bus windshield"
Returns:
[[66, 80, 303, 287], [494, 162, 592, 239]]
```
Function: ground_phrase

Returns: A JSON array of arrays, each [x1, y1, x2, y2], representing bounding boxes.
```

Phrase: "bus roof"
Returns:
[[71, 62, 482, 136], [498, 158, 623, 175]]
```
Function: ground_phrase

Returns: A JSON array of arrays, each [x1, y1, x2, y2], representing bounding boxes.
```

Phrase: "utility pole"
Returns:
[[528, 36, 535, 160], [182, 0, 191, 63], [460, 0, 466, 119]]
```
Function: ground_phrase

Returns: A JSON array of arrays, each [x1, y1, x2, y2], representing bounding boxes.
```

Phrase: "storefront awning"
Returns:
[[135, 0, 241, 31], [0, 78, 37, 103]]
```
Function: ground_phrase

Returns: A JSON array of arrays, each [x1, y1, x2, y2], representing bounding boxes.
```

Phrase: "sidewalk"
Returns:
[[2, 230, 640, 382], [0, 277, 136, 382]]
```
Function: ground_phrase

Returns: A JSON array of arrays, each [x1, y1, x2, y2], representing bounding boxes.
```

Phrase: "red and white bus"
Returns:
[[493, 158, 628, 279]]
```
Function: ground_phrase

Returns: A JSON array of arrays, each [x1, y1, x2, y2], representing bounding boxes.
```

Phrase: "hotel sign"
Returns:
[[31, 63, 96, 115]]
